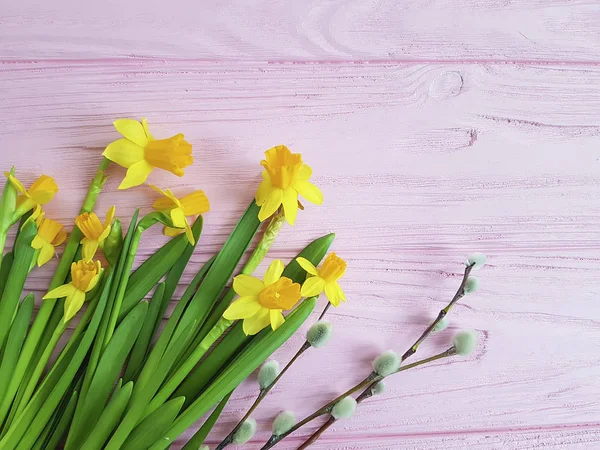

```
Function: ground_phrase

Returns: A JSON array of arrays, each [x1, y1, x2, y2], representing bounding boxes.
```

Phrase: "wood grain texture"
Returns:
[[1, 58, 599, 448], [1, 0, 600, 62]]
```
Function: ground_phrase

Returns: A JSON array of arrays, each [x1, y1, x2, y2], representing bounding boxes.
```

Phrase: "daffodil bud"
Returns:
[[272, 411, 297, 436], [453, 330, 477, 356], [232, 418, 257, 445], [372, 350, 401, 377], [433, 316, 449, 332], [331, 396, 357, 420], [466, 252, 486, 269], [464, 276, 480, 294], [258, 360, 280, 390], [307, 320, 333, 348], [370, 381, 386, 396], [103, 218, 123, 266]]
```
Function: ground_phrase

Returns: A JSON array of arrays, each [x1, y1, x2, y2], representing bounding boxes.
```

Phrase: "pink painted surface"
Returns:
[[1, 1, 600, 448]]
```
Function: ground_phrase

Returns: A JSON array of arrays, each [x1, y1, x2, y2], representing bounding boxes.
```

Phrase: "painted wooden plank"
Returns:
[[1, 61, 599, 448], [1, 1, 600, 62]]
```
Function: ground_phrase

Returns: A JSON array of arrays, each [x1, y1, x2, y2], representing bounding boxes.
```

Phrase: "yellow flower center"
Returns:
[[144, 134, 193, 176], [318, 253, 347, 282], [258, 277, 301, 310], [71, 260, 100, 292], [37, 216, 65, 245], [261, 145, 303, 189], [75, 212, 105, 240]]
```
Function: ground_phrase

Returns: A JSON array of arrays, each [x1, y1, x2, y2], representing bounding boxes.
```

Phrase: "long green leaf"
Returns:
[[181, 392, 232, 450], [0, 220, 36, 352], [123, 283, 166, 383], [149, 297, 317, 450], [82, 381, 133, 450], [0, 270, 113, 450], [0, 295, 33, 408], [66, 301, 148, 449], [122, 397, 185, 450], [0, 252, 13, 302], [35, 388, 78, 450]]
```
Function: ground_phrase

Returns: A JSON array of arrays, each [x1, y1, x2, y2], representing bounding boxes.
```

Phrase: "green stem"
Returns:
[[143, 317, 234, 418], [242, 209, 285, 275]]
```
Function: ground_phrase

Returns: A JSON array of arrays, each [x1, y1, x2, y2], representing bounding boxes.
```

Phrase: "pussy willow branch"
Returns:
[[264, 263, 475, 449], [216, 301, 330, 450]]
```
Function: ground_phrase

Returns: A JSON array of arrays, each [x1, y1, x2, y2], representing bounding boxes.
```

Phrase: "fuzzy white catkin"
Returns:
[[370, 381, 386, 396], [199, 446, 209, 450], [272, 411, 297, 436], [372, 350, 401, 376], [464, 276, 480, 294], [307, 320, 333, 348], [331, 397, 357, 420], [466, 252, 486, 269], [453, 330, 477, 356], [232, 418, 257, 445], [258, 360, 280, 389], [432, 316, 449, 332]]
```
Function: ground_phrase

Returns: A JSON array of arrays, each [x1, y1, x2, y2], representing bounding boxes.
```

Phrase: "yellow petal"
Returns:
[[233, 274, 265, 296], [255, 176, 271, 206], [223, 296, 262, 320], [141, 118, 154, 140], [324, 282, 341, 307], [29, 175, 58, 205], [53, 229, 67, 246], [103, 206, 116, 229], [82, 240, 99, 262], [37, 243, 56, 267], [5, 173, 27, 195], [270, 310, 285, 331], [170, 207, 187, 229], [86, 272, 101, 292], [242, 308, 271, 335], [103, 139, 145, 168], [297, 164, 312, 181], [43, 283, 76, 300], [296, 257, 318, 276], [333, 281, 346, 302], [113, 119, 149, 147], [183, 220, 195, 246], [153, 196, 178, 212], [301, 276, 326, 297], [180, 190, 210, 216], [294, 180, 323, 205], [118, 160, 154, 190], [163, 226, 184, 237], [257, 189, 283, 222], [264, 260, 284, 286], [31, 235, 45, 250], [63, 290, 86, 322], [281, 188, 298, 225]]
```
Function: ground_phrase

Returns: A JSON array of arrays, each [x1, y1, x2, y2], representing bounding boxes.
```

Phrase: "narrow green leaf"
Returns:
[[34, 388, 79, 450], [0, 294, 33, 409], [149, 297, 316, 450], [103, 217, 123, 266], [82, 381, 134, 450], [0, 220, 36, 352], [181, 392, 232, 450], [119, 232, 189, 321], [0, 252, 13, 301], [0, 270, 113, 450], [0, 168, 17, 264], [67, 301, 148, 449], [123, 282, 166, 383], [122, 396, 185, 450]]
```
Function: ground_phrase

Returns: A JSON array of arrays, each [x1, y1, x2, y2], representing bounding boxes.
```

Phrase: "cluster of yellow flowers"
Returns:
[[7, 118, 346, 332]]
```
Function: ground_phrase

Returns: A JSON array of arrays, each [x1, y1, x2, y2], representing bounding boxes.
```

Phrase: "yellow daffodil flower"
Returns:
[[31, 212, 67, 267], [103, 118, 193, 190], [4, 172, 58, 219], [151, 186, 209, 246], [223, 260, 302, 335], [255, 145, 323, 225], [75, 206, 116, 261], [43, 259, 102, 322], [297, 253, 347, 306]]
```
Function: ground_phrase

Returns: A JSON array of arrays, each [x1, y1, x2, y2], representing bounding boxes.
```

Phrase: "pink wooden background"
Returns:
[[2, 1, 600, 448]]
